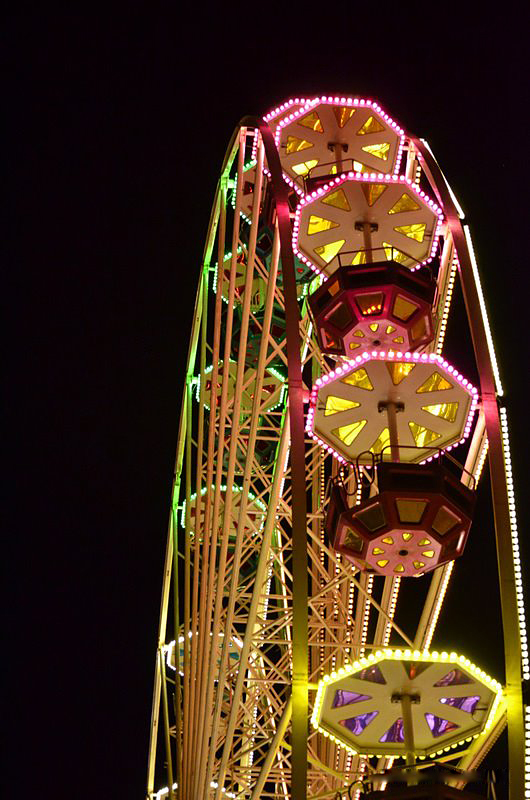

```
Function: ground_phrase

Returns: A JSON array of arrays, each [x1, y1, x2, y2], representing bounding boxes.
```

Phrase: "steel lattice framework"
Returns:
[[146, 100, 528, 800]]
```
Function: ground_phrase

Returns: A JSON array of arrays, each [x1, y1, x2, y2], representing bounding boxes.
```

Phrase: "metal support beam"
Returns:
[[251, 118, 308, 800], [250, 699, 292, 800], [159, 648, 175, 799], [415, 137, 525, 799]]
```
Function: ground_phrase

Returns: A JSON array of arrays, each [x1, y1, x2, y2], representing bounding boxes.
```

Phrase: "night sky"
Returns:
[[6, 7, 530, 799]]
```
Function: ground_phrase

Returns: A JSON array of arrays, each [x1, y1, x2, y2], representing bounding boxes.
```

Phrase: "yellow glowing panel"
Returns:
[[383, 241, 409, 264], [392, 336, 404, 344], [388, 193, 421, 215], [418, 538, 431, 546], [322, 188, 351, 211], [285, 136, 314, 155], [377, 559, 389, 568], [381, 536, 394, 545], [422, 402, 459, 423], [396, 499, 427, 524], [329, 165, 338, 174], [402, 532, 413, 541], [372, 547, 385, 555], [292, 159, 319, 176], [361, 182, 387, 207], [333, 106, 356, 128], [386, 361, 416, 385], [331, 419, 367, 446], [386, 325, 396, 334], [354, 504, 386, 532], [343, 528, 364, 552], [393, 295, 418, 322], [370, 427, 391, 455], [354, 330, 365, 337], [408, 422, 442, 447], [416, 372, 453, 393], [359, 297, 382, 321], [361, 142, 390, 161], [356, 115, 386, 135], [314, 239, 345, 264], [432, 506, 460, 536], [413, 560, 425, 570], [297, 110, 323, 132], [411, 316, 428, 342], [353, 160, 369, 172], [308, 214, 339, 235], [394, 223, 427, 243], [369, 323, 379, 332], [349, 342, 361, 350], [351, 250, 368, 265], [341, 367, 373, 390], [394, 563, 405, 573], [422, 550, 435, 558], [325, 395, 361, 416], [355, 291, 383, 317]]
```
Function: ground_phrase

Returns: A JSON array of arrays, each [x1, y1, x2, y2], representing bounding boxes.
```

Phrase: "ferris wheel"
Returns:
[[146, 96, 528, 800]]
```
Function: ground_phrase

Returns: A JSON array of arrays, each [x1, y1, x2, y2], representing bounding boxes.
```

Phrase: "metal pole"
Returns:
[[183, 376, 194, 797], [170, 511, 182, 796], [187, 177, 228, 793], [147, 527, 174, 796], [400, 694, 417, 782], [386, 401, 400, 462], [206, 155, 277, 796], [159, 648, 175, 800], [249, 699, 292, 800], [199, 135, 264, 798], [193, 135, 246, 797], [334, 143, 343, 175], [362, 221, 373, 263], [251, 117, 308, 799]]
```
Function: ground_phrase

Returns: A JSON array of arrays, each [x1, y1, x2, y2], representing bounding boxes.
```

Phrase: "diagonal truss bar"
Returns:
[[215, 412, 292, 790]]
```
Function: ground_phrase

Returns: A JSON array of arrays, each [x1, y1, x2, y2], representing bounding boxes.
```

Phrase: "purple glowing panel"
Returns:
[[425, 713, 459, 738], [434, 669, 472, 687], [351, 664, 386, 684], [340, 710, 378, 735], [332, 690, 372, 708], [440, 695, 480, 714], [379, 717, 404, 743]]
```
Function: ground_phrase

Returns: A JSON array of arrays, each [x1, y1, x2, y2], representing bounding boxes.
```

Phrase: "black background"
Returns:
[[5, 5, 529, 798]]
